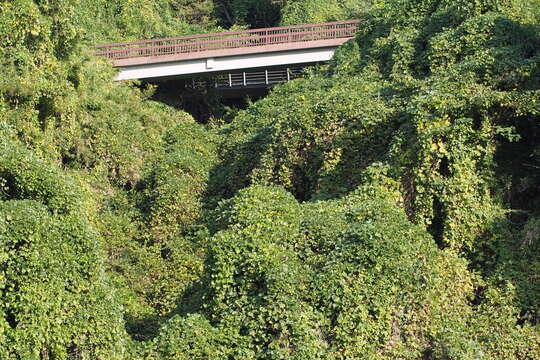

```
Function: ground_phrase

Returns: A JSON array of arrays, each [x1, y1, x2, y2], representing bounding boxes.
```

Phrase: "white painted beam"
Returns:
[[114, 47, 338, 81]]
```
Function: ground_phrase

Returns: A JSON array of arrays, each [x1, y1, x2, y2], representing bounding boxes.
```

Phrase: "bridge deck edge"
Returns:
[[113, 38, 352, 67]]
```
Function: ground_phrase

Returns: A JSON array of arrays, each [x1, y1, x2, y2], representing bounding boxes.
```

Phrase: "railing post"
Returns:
[[243, 72, 247, 86], [229, 73, 232, 87], [286, 68, 290, 82], [265, 70, 268, 85]]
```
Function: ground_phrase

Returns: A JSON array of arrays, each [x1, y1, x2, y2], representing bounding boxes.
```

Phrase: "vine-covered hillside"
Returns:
[[1, 0, 539, 359]]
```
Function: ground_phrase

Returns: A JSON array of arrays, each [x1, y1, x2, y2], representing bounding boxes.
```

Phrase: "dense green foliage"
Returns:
[[0, 130, 128, 358], [78, 0, 217, 42], [148, 177, 540, 359], [0, 0, 218, 353], [280, 0, 370, 25], [215, 0, 367, 28], [215, 0, 282, 28], [1, 0, 540, 358]]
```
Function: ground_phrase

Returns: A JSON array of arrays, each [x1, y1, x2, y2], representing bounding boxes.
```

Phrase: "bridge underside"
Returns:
[[114, 46, 338, 81]]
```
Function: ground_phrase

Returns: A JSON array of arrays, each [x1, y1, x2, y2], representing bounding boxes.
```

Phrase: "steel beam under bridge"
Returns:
[[211, 67, 302, 89], [94, 20, 360, 81]]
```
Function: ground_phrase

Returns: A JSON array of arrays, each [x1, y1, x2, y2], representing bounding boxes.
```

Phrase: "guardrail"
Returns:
[[94, 20, 360, 61]]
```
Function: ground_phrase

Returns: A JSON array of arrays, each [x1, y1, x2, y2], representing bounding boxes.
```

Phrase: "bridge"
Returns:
[[94, 20, 360, 82]]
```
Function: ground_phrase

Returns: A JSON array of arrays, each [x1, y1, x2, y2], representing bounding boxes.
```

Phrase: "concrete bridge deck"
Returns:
[[95, 20, 360, 81]]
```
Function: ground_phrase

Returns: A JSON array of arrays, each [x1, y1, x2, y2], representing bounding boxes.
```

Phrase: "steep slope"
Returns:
[[0, 0, 220, 348]]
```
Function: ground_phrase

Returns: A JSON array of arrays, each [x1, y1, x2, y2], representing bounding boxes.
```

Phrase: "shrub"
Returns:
[[144, 314, 228, 359], [192, 177, 540, 358]]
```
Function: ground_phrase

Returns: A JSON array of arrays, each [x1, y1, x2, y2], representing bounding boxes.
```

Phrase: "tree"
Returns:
[[0, 129, 128, 359]]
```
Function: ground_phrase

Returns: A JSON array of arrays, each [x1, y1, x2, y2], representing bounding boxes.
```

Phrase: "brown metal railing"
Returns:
[[94, 20, 360, 61]]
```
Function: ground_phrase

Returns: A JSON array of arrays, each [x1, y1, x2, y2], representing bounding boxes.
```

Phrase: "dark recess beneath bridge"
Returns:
[[213, 67, 303, 88]]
